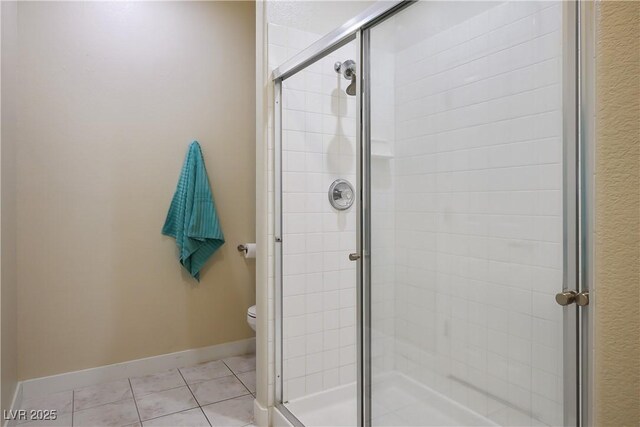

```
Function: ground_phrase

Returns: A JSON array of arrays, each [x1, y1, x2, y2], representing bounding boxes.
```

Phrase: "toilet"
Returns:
[[247, 305, 256, 331]]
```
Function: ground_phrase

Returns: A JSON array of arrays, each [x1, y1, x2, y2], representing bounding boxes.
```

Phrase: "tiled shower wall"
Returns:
[[266, 22, 325, 410], [369, 39, 397, 376], [269, 23, 359, 401], [391, 2, 564, 426], [268, 2, 566, 425]]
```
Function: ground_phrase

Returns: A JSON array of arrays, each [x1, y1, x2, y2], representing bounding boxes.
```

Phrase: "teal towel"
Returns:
[[162, 141, 225, 280]]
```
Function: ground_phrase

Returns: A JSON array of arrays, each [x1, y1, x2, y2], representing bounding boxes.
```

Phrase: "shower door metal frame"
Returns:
[[271, 1, 592, 426], [272, 3, 411, 427], [360, 3, 589, 426], [563, 1, 580, 426]]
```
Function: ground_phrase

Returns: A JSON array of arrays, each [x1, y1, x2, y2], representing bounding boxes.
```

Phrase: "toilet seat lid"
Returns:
[[247, 305, 256, 318]]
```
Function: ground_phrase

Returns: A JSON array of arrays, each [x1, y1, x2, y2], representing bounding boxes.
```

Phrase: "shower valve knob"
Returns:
[[349, 253, 361, 261]]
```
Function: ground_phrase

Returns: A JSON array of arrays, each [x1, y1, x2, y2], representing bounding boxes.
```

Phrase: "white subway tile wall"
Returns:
[[268, 1, 566, 425], [269, 23, 359, 402], [374, 2, 564, 426], [369, 38, 397, 379], [267, 23, 328, 409]]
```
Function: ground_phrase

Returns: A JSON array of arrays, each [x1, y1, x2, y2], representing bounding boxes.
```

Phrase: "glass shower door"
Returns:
[[276, 37, 360, 427], [365, 2, 577, 426]]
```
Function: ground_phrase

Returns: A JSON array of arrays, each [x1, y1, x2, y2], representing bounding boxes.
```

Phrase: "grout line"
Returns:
[[71, 391, 74, 427], [130, 384, 186, 401], [138, 404, 200, 424], [176, 368, 213, 427], [221, 360, 254, 396], [128, 379, 143, 426], [392, 108, 561, 145], [73, 397, 135, 414], [199, 407, 213, 427], [395, 81, 561, 126], [394, 25, 561, 92], [176, 368, 199, 404], [199, 392, 253, 408], [237, 373, 256, 396], [133, 381, 200, 424], [65, 359, 254, 426], [72, 385, 189, 417], [72, 397, 140, 424], [392, 134, 562, 155]]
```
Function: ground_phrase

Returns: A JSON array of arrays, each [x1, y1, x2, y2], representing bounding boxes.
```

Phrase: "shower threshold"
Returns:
[[285, 371, 497, 427]]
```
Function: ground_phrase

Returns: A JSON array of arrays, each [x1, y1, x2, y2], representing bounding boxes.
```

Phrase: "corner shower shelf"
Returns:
[[371, 139, 393, 159]]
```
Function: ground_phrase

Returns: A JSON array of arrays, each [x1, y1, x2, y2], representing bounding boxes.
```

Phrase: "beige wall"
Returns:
[[1, 0, 19, 412], [594, 1, 640, 425], [15, 1, 256, 380]]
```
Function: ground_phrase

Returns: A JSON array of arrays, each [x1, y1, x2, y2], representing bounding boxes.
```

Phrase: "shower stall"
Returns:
[[271, 1, 591, 426]]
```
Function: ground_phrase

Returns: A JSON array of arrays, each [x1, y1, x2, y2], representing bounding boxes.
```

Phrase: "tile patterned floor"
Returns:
[[16, 353, 256, 427]]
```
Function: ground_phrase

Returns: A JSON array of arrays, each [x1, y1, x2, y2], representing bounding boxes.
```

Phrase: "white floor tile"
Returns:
[[179, 360, 232, 385], [142, 408, 210, 427], [189, 376, 249, 406], [23, 354, 258, 427], [130, 369, 186, 398], [201, 395, 254, 427], [135, 386, 197, 421], [73, 399, 139, 427], [16, 390, 73, 424], [222, 354, 256, 375], [74, 380, 133, 412], [236, 371, 256, 394]]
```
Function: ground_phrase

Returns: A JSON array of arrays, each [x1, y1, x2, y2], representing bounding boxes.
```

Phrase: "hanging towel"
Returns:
[[162, 141, 225, 280]]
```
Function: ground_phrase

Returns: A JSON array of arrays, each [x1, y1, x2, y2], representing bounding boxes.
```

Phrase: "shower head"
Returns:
[[334, 59, 356, 79], [334, 60, 357, 96], [345, 79, 356, 96]]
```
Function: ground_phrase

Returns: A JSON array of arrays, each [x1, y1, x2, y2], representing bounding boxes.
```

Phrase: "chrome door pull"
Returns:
[[575, 291, 590, 306], [349, 253, 361, 261], [555, 290, 577, 306]]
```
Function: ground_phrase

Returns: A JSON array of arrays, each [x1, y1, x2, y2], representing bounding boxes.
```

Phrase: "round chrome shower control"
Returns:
[[328, 179, 354, 210]]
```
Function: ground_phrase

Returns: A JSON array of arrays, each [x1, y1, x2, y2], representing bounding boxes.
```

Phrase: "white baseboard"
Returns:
[[4, 382, 23, 427], [253, 398, 269, 427], [20, 337, 255, 400]]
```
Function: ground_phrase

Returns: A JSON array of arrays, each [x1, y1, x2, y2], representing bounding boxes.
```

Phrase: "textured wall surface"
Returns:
[[594, 1, 640, 425], [15, 1, 256, 379]]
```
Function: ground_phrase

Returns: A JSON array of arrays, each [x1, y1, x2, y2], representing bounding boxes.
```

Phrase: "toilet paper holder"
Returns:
[[237, 243, 256, 259]]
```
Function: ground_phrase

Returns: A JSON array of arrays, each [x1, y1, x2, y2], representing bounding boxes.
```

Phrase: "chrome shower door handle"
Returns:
[[555, 290, 590, 307], [575, 291, 590, 306], [555, 290, 577, 306], [349, 253, 361, 261]]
